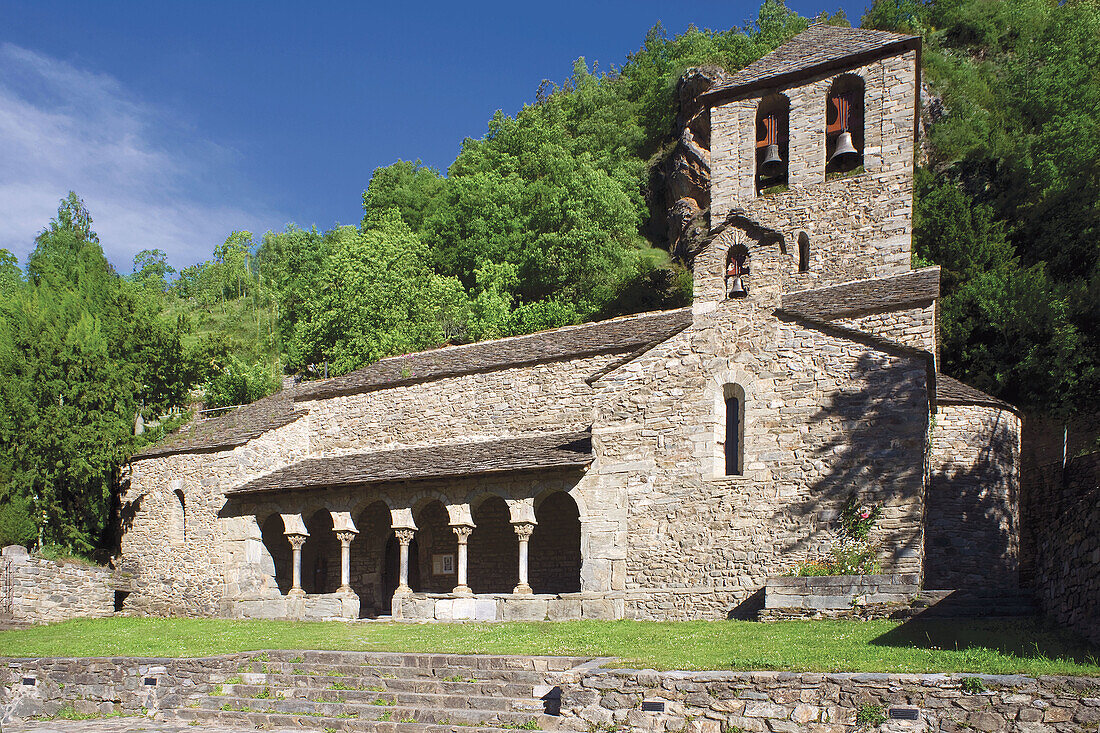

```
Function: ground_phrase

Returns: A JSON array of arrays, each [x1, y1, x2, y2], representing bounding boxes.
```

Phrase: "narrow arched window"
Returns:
[[724, 384, 745, 475], [755, 95, 789, 195], [826, 75, 865, 178], [798, 232, 810, 273], [171, 489, 186, 544]]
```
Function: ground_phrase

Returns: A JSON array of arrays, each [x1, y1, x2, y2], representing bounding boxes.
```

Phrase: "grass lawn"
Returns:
[[0, 617, 1097, 676]]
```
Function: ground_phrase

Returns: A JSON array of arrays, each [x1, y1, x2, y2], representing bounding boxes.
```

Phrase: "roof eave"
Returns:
[[701, 35, 921, 106]]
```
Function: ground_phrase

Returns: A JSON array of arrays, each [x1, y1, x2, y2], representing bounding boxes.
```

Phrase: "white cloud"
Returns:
[[0, 43, 283, 272]]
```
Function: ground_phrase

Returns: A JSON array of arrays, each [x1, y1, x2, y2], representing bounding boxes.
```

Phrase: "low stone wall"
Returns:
[[219, 592, 358, 621], [761, 574, 919, 620], [1, 546, 114, 624], [560, 668, 1100, 732], [1031, 452, 1100, 646], [0, 655, 243, 723]]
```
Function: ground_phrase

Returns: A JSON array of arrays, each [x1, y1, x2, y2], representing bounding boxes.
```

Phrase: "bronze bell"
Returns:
[[830, 131, 860, 166], [759, 144, 783, 178], [728, 276, 747, 298]]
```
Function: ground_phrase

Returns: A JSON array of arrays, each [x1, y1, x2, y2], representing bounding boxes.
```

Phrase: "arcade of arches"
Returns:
[[259, 490, 582, 617]]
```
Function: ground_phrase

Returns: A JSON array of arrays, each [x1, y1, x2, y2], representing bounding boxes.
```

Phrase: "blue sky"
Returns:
[[1, 0, 869, 272]]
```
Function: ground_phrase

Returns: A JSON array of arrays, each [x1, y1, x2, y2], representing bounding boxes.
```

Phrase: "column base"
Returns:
[[394, 585, 412, 596], [451, 585, 473, 596], [512, 583, 533, 595], [336, 585, 355, 595], [287, 588, 306, 598]]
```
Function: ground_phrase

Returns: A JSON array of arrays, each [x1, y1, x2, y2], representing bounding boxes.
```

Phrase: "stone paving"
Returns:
[[7, 720, 294, 733]]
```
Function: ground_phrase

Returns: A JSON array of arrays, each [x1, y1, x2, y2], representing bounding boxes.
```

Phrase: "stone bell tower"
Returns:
[[677, 24, 921, 304]]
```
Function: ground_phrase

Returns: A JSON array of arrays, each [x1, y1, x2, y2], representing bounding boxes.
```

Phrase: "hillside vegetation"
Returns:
[[0, 0, 1096, 554]]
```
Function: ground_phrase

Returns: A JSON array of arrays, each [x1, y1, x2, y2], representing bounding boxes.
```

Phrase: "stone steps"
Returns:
[[152, 651, 581, 732], [906, 589, 1040, 618], [172, 695, 562, 730], [211, 685, 550, 713]]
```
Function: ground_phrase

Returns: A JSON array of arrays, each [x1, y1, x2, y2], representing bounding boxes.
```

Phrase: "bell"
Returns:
[[830, 131, 860, 166], [759, 144, 783, 178], [728, 276, 747, 298]]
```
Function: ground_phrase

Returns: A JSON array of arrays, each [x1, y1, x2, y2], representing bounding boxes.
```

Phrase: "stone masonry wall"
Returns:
[[591, 225, 930, 620], [926, 404, 1021, 590], [301, 352, 620, 457], [560, 668, 1100, 733], [834, 303, 936, 357], [710, 51, 917, 289], [1031, 452, 1100, 646], [0, 548, 113, 624]]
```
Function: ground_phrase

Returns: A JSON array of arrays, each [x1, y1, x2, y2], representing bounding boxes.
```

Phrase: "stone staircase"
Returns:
[[162, 651, 596, 732], [906, 588, 1040, 618]]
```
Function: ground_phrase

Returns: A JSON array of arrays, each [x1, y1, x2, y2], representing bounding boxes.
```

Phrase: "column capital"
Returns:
[[335, 530, 357, 545], [451, 524, 474, 543], [512, 522, 535, 541], [286, 533, 308, 550], [394, 528, 415, 545]]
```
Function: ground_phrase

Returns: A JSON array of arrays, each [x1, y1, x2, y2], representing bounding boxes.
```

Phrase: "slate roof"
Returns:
[[780, 267, 941, 321], [131, 390, 308, 461], [936, 374, 1018, 412], [228, 431, 593, 495], [293, 308, 693, 401], [704, 24, 919, 100]]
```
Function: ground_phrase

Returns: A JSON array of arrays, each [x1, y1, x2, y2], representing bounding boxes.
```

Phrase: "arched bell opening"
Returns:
[[725, 243, 751, 299], [755, 94, 789, 195], [260, 514, 293, 595], [529, 492, 581, 594], [352, 500, 392, 616], [300, 508, 338, 594], [468, 496, 518, 593], [413, 500, 457, 593], [826, 74, 865, 177]]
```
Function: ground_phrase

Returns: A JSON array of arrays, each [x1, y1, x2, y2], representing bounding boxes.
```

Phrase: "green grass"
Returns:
[[0, 617, 1096, 676]]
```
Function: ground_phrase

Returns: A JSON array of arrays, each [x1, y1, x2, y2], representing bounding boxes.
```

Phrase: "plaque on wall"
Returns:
[[432, 554, 455, 575]]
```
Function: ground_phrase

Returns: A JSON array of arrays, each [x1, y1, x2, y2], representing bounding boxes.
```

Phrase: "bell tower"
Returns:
[[701, 24, 921, 292]]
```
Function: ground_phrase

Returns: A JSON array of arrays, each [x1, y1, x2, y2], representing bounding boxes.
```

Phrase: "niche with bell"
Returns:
[[826, 74, 864, 178], [755, 94, 789, 195], [726, 244, 750, 299]]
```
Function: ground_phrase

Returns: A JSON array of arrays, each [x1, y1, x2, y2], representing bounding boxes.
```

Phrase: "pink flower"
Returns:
[[860, 511, 870, 519]]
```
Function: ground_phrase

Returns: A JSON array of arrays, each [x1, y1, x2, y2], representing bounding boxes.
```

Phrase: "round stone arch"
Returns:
[[350, 497, 394, 617], [703, 365, 757, 480], [529, 489, 582, 594], [466, 492, 518, 594]]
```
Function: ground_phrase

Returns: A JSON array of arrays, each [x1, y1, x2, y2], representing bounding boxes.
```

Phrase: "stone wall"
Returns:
[[926, 404, 1021, 590], [833, 303, 936, 357], [0, 547, 114, 624], [1029, 452, 1100, 646], [761, 574, 920, 620], [560, 668, 1100, 732], [710, 51, 917, 289]]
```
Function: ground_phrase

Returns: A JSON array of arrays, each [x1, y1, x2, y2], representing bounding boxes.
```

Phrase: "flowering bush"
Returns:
[[838, 493, 882, 543], [790, 492, 883, 576]]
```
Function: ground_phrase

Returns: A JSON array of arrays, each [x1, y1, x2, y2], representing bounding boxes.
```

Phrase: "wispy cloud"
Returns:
[[0, 43, 283, 272]]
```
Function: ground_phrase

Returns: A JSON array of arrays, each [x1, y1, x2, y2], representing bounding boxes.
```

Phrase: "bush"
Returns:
[[0, 495, 37, 548]]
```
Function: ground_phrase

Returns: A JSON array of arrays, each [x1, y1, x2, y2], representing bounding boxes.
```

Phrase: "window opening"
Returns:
[[798, 232, 810, 273], [826, 76, 864, 177], [755, 96, 789, 194], [724, 384, 745, 475], [726, 245, 750, 299]]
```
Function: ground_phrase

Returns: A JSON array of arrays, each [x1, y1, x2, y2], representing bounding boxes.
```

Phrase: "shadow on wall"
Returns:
[[753, 348, 929, 572], [870, 617, 1100, 664], [924, 408, 1018, 590]]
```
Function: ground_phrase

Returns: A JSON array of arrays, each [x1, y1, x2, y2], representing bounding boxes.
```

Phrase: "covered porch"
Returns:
[[222, 432, 596, 621]]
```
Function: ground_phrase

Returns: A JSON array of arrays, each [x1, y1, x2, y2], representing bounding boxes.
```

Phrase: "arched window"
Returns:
[[168, 489, 185, 545], [797, 232, 810, 273], [724, 384, 745, 475], [826, 75, 864, 177], [755, 94, 789, 194]]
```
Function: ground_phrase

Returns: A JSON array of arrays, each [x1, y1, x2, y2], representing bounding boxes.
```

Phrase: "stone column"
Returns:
[[394, 528, 415, 595], [512, 523, 535, 595], [287, 533, 307, 597], [451, 525, 474, 595], [335, 530, 357, 594]]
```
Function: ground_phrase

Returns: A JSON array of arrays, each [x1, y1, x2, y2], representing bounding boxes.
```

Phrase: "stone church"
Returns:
[[121, 25, 1021, 621]]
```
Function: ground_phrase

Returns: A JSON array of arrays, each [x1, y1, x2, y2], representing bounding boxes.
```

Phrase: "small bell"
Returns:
[[829, 131, 860, 167], [728, 276, 747, 298], [759, 144, 783, 178]]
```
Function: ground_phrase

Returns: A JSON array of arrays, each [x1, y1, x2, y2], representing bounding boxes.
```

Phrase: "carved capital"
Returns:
[[286, 533, 307, 550], [394, 528, 415, 545], [451, 525, 474, 543], [336, 530, 357, 545], [512, 523, 535, 542]]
